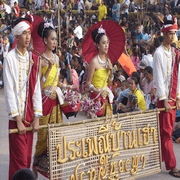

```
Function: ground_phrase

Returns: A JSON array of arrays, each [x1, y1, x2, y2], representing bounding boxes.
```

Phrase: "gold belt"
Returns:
[[101, 90, 108, 99], [42, 89, 57, 100]]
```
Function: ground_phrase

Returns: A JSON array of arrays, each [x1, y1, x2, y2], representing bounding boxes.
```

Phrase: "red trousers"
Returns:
[[9, 121, 33, 180], [157, 101, 176, 170]]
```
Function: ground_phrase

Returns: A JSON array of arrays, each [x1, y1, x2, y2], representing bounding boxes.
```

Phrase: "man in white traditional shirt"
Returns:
[[3, 18, 42, 180], [74, 20, 83, 40], [153, 16, 180, 178]]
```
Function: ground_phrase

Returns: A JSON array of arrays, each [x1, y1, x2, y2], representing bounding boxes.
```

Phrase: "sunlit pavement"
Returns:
[[0, 88, 180, 180]]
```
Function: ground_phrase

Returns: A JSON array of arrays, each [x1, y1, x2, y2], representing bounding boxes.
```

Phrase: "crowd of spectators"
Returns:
[[0, 0, 180, 132]]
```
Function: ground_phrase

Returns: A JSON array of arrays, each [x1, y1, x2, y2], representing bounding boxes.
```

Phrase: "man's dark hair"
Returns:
[[13, 18, 31, 27], [12, 168, 36, 180]]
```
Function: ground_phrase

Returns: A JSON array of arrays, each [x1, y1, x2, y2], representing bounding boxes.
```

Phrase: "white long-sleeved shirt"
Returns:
[[3, 48, 42, 120], [153, 45, 180, 101], [74, 25, 83, 40]]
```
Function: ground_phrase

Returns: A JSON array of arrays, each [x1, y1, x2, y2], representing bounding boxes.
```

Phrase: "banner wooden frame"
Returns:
[[47, 110, 162, 180]]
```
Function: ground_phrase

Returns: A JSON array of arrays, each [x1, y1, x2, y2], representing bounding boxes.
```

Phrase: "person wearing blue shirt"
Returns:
[[142, 26, 150, 41], [6, 27, 14, 48], [136, 24, 143, 42], [113, 80, 130, 114]]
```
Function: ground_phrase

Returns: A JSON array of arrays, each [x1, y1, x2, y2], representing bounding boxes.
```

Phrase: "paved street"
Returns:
[[0, 88, 180, 180]]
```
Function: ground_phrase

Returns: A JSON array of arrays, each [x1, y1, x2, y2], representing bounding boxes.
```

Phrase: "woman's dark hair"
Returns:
[[144, 66, 153, 75], [57, 46, 62, 51], [72, 55, 78, 61], [37, 22, 55, 40], [61, 51, 67, 58], [92, 28, 106, 44], [132, 46, 139, 56], [143, 26, 149, 34], [131, 72, 140, 84], [149, 46, 156, 54], [72, 46, 77, 52], [77, 56, 83, 66], [74, 36, 80, 46], [62, 21, 66, 29], [60, 69, 68, 79], [130, 76, 138, 85], [68, 28, 74, 34], [154, 38, 161, 48]]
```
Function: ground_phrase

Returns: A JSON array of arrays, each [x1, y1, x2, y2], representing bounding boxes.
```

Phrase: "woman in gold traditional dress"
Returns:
[[85, 26, 114, 117], [33, 22, 63, 178]]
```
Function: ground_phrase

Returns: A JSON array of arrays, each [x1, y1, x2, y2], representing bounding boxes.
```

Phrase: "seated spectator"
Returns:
[[113, 79, 130, 114], [59, 69, 68, 89], [112, 0, 120, 22], [129, 0, 136, 13], [2, 35, 10, 61], [136, 24, 143, 42], [131, 46, 140, 71], [74, 20, 83, 40], [12, 2, 20, 18], [142, 66, 155, 95], [0, 19, 7, 33], [164, 7, 172, 22], [131, 71, 141, 89], [137, 59, 148, 87], [142, 46, 155, 68], [5, 27, 14, 49], [65, 58, 79, 91], [43, 0, 49, 10], [12, 168, 36, 180], [155, 0, 165, 14], [173, 111, 180, 143], [129, 76, 146, 110], [116, 94, 140, 113], [98, 0, 107, 21], [175, 0, 180, 14], [148, 0, 157, 11], [85, 0, 92, 9], [142, 66, 156, 109], [66, 28, 75, 48], [114, 75, 126, 99], [127, 39, 133, 56], [74, 56, 85, 86], [140, 26, 151, 43], [78, 0, 85, 13]]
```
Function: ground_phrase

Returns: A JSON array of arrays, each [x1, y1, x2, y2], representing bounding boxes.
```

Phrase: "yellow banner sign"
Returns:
[[48, 110, 161, 180]]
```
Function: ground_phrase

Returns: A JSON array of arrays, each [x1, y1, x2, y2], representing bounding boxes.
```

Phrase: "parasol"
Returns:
[[82, 20, 125, 64], [118, 53, 136, 76], [31, 15, 45, 54]]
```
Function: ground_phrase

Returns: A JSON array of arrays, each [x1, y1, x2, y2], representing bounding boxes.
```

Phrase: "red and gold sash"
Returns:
[[169, 47, 179, 101], [24, 53, 40, 126]]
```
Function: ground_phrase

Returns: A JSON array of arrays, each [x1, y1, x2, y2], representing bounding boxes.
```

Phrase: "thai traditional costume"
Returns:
[[4, 48, 42, 180], [90, 68, 114, 117], [33, 59, 63, 178], [154, 45, 180, 170]]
